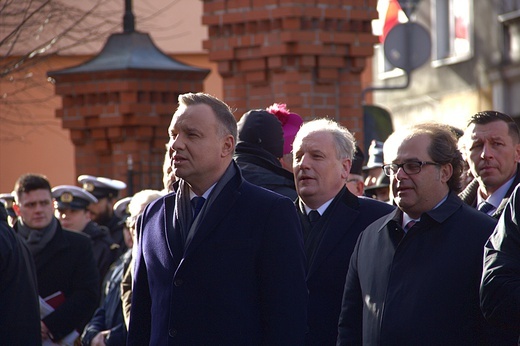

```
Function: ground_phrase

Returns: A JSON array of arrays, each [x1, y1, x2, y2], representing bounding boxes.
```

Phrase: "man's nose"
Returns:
[[480, 143, 493, 159]]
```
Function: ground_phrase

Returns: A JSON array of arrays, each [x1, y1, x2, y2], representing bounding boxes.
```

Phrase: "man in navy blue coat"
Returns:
[[127, 92, 308, 345], [292, 118, 394, 345]]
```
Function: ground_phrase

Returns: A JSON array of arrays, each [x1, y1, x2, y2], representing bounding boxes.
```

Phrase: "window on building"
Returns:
[[498, 0, 520, 63], [432, 0, 473, 67]]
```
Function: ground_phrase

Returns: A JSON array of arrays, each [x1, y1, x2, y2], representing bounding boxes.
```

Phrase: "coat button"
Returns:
[[174, 279, 184, 286], [169, 328, 177, 337]]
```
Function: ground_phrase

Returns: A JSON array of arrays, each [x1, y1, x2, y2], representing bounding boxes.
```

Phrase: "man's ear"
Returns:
[[514, 143, 520, 163], [221, 135, 235, 157], [440, 163, 453, 183], [341, 158, 352, 180], [12, 203, 21, 216]]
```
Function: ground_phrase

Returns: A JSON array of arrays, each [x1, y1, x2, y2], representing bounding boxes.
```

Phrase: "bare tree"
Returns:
[[0, 0, 181, 141]]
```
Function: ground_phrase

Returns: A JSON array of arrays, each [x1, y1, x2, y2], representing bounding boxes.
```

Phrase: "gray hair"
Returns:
[[125, 189, 164, 230], [293, 118, 356, 159]]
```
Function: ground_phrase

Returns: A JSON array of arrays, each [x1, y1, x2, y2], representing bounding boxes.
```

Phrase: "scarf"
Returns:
[[174, 162, 237, 251], [17, 217, 58, 257]]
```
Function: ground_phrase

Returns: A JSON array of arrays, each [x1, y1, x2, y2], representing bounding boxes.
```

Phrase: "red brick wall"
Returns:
[[52, 69, 206, 194], [202, 0, 378, 141]]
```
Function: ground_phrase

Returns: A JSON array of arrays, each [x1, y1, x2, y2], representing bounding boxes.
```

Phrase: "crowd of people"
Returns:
[[1, 92, 520, 345]]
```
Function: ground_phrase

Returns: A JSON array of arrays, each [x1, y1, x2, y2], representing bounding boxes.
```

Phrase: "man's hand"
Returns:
[[41, 321, 50, 340], [90, 330, 109, 346]]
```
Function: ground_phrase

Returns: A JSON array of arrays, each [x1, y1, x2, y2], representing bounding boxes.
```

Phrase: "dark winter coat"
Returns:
[[234, 141, 297, 200]]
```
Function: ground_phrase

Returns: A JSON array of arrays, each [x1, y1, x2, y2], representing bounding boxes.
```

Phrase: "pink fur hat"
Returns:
[[266, 103, 303, 155]]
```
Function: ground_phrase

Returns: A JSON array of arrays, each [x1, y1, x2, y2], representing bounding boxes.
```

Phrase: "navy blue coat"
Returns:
[[81, 250, 131, 346], [0, 205, 41, 345], [481, 183, 520, 335], [15, 218, 99, 342], [299, 187, 394, 345], [338, 192, 496, 345], [128, 166, 308, 345]]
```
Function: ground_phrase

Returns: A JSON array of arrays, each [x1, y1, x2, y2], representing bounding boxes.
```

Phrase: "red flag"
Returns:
[[380, 0, 402, 43]]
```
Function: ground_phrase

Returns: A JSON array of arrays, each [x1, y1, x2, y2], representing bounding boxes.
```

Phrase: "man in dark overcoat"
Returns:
[[292, 118, 394, 345], [127, 92, 308, 345], [12, 173, 99, 344]]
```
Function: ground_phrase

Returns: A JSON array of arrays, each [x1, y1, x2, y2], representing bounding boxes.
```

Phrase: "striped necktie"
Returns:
[[478, 201, 494, 214]]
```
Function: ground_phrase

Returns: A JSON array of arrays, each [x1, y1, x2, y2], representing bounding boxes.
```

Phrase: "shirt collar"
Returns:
[[401, 193, 449, 229], [190, 183, 216, 200], [477, 174, 515, 209], [303, 197, 334, 216]]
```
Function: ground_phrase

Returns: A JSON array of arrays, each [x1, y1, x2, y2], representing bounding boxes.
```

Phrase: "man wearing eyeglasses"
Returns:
[[337, 123, 498, 345], [459, 111, 520, 218]]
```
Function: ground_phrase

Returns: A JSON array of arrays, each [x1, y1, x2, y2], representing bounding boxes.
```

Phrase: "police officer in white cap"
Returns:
[[362, 139, 385, 188], [52, 185, 119, 284], [78, 175, 127, 252]]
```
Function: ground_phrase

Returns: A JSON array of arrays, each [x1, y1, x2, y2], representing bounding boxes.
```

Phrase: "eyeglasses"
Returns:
[[382, 160, 440, 176]]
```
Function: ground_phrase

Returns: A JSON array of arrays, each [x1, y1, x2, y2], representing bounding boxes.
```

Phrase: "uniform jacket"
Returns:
[[128, 163, 308, 345], [82, 249, 132, 346], [298, 187, 394, 345], [15, 218, 99, 342], [105, 214, 126, 254], [459, 164, 520, 219], [0, 205, 41, 345], [82, 220, 119, 283], [481, 183, 520, 335], [338, 192, 496, 345]]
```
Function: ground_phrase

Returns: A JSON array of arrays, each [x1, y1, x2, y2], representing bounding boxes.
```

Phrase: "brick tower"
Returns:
[[202, 0, 378, 139], [48, 3, 209, 194]]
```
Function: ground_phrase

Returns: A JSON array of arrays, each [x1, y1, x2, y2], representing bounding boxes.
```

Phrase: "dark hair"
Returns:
[[177, 93, 237, 144], [14, 173, 51, 202], [468, 110, 520, 143], [412, 123, 464, 192]]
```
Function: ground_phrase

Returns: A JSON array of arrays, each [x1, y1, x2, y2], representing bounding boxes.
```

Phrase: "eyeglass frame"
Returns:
[[382, 160, 441, 176]]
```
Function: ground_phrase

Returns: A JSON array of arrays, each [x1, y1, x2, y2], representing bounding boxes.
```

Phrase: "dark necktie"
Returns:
[[308, 210, 321, 227], [478, 201, 494, 214], [191, 197, 206, 221]]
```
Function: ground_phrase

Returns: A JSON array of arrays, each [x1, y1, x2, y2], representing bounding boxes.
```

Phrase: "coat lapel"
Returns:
[[182, 173, 242, 260], [33, 224, 69, 272], [163, 193, 182, 262], [306, 189, 360, 279]]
